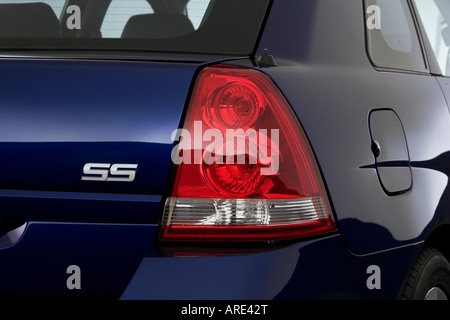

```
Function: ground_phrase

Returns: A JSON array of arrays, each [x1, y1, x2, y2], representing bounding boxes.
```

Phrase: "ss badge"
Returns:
[[81, 163, 138, 182]]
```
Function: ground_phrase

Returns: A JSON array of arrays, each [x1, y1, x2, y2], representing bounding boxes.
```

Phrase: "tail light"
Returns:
[[159, 65, 336, 243]]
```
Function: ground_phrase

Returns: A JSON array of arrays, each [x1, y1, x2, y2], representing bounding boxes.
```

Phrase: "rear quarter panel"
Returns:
[[254, 0, 450, 254]]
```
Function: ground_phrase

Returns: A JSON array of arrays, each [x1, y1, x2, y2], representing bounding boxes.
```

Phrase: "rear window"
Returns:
[[365, 0, 427, 72], [0, 0, 270, 55]]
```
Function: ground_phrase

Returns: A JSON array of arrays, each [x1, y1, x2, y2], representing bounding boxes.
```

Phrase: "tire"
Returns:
[[401, 245, 450, 300]]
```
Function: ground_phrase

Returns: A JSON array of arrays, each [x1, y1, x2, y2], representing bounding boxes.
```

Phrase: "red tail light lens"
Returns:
[[160, 65, 336, 242], [205, 82, 265, 130]]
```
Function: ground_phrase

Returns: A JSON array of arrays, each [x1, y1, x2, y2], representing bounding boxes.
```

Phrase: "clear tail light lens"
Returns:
[[160, 65, 336, 242]]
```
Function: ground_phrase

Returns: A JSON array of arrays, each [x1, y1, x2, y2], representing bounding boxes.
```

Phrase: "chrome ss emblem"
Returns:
[[81, 163, 138, 182]]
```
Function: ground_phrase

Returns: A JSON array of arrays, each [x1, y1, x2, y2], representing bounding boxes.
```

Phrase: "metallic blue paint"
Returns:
[[1, 0, 450, 300], [121, 235, 420, 300], [0, 221, 158, 295], [256, 0, 450, 255], [0, 59, 201, 294]]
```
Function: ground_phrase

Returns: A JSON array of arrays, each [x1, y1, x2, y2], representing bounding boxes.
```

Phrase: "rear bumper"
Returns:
[[0, 221, 157, 295], [121, 234, 420, 300]]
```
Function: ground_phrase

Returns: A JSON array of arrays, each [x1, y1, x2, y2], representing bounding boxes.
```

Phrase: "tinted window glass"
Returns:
[[413, 0, 450, 76], [100, 0, 210, 39], [0, 0, 270, 55], [0, 0, 64, 17], [366, 0, 427, 72], [187, 0, 211, 29], [101, 0, 154, 39]]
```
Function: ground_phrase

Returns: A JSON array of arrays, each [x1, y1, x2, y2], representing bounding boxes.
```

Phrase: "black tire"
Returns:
[[401, 245, 450, 300]]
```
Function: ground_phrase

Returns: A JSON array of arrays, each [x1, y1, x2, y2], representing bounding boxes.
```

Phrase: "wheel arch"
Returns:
[[424, 224, 450, 262]]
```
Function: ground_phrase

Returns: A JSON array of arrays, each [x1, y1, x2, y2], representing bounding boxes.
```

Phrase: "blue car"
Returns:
[[0, 0, 450, 300]]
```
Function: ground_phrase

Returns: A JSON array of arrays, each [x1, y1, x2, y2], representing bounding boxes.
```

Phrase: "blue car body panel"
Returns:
[[0, 59, 198, 203], [121, 0, 450, 299], [0, 221, 158, 295], [121, 235, 419, 300], [1, 0, 450, 299], [255, 0, 450, 254], [0, 60, 201, 294]]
